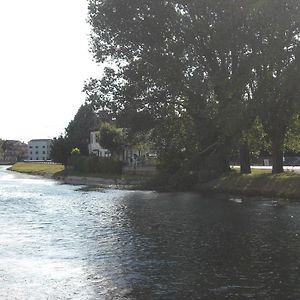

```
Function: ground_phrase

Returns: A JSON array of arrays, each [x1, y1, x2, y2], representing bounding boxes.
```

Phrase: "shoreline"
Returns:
[[55, 174, 143, 190], [6, 163, 300, 200], [196, 171, 300, 201], [6, 165, 144, 190]]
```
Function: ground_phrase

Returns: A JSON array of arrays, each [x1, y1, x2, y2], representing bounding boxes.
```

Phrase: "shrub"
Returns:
[[71, 155, 123, 175], [71, 148, 81, 156]]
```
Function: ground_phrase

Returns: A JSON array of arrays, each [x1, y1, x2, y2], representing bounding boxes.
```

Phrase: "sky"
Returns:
[[0, 0, 103, 143]]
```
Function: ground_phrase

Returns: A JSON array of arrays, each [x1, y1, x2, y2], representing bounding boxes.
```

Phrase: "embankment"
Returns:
[[8, 162, 64, 177], [197, 170, 300, 200], [9, 162, 143, 189], [9, 163, 300, 199]]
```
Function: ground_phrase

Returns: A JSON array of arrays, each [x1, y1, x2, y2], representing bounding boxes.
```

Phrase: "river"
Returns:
[[1, 166, 300, 299]]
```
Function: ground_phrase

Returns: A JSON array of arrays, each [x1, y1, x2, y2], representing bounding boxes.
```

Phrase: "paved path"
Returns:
[[233, 166, 300, 173]]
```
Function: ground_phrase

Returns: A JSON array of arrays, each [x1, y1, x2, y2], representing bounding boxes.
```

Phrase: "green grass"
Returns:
[[57, 169, 147, 181], [10, 162, 64, 176], [10, 162, 145, 182], [199, 168, 300, 199], [11, 162, 300, 198]]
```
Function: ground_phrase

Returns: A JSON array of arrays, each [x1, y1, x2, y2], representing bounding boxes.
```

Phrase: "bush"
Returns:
[[72, 155, 123, 175], [71, 148, 81, 156]]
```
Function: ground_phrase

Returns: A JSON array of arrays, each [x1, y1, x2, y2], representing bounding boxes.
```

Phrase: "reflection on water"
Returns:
[[1, 166, 300, 299]]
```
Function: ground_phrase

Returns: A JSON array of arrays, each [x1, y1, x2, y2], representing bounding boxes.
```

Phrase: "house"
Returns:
[[1, 140, 28, 162], [87, 129, 157, 175], [88, 131, 111, 157], [88, 130, 154, 164], [28, 139, 52, 161]]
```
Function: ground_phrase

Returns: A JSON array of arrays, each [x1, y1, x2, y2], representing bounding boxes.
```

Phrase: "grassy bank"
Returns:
[[198, 169, 300, 199], [9, 162, 64, 176], [10, 163, 300, 199], [9, 162, 145, 183]]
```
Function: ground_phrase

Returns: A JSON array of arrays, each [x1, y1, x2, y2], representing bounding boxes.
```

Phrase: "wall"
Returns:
[[28, 140, 52, 161]]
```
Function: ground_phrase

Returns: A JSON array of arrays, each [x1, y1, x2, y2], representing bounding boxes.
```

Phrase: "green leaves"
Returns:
[[99, 122, 123, 156], [65, 103, 99, 155], [86, 0, 300, 177]]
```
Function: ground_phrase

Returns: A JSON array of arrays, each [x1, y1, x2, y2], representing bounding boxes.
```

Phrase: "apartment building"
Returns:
[[28, 139, 52, 161]]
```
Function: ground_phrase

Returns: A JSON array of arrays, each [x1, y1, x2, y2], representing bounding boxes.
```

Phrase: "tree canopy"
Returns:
[[65, 103, 99, 155], [99, 123, 123, 157], [51, 103, 99, 164], [85, 0, 300, 181]]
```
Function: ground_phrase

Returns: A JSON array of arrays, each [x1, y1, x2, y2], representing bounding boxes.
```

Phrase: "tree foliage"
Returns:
[[85, 0, 300, 179], [99, 123, 123, 156], [50, 135, 72, 165], [65, 103, 99, 155], [51, 104, 99, 164]]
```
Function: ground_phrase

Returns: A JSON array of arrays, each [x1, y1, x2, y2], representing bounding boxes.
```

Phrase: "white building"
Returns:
[[88, 131, 111, 157], [28, 139, 52, 161]]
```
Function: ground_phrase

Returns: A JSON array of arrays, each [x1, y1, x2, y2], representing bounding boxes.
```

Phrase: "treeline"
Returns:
[[83, 1, 300, 188], [50, 103, 123, 174], [50, 103, 99, 165]]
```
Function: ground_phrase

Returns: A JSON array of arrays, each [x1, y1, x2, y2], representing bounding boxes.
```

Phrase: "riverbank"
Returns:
[[8, 163, 300, 199], [8, 162, 144, 189], [9, 162, 64, 178], [197, 169, 300, 200]]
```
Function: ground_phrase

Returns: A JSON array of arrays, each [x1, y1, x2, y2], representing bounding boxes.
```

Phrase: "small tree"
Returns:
[[0, 140, 6, 160], [99, 123, 123, 157], [65, 103, 99, 155], [50, 136, 72, 166]]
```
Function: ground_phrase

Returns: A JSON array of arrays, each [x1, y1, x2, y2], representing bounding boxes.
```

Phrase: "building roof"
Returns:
[[28, 139, 52, 142]]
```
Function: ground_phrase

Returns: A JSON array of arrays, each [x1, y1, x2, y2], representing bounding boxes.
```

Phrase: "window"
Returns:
[[29, 146, 33, 149], [36, 151, 38, 154], [36, 157, 38, 160], [42, 151, 45, 154], [35, 146, 38, 149], [30, 158, 32, 160], [43, 157, 45, 160], [42, 146, 45, 148]]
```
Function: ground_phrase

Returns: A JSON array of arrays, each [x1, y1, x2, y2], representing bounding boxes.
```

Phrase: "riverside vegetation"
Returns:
[[45, 1, 300, 195], [82, 1, 300, 182], [9, 160, 144, 188], [9, 162, 300, 200], [9, 163, 64, 176]]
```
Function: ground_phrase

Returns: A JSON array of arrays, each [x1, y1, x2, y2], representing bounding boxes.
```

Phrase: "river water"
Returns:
[[1, 166, 300, 299]]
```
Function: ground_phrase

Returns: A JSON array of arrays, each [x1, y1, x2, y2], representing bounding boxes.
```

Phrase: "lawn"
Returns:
[[10, 162, 144, 181], [10, 162, 64, 176], [199, 168, 300, 199]]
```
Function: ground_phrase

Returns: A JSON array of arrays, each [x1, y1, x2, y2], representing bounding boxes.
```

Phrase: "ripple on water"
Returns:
[[1, 167, 300, 299]]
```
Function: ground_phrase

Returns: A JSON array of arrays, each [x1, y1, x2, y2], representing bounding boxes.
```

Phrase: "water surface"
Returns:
[[1, 166, 300, 299]]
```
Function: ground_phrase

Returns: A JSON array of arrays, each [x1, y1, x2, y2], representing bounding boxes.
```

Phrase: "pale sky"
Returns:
[[0, 0, 103, 143]]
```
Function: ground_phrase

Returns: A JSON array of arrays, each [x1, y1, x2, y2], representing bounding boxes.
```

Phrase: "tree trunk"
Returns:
[[218, 143, 231, 173], [271, 139, 284, 174], [240, 142, 251, 174]]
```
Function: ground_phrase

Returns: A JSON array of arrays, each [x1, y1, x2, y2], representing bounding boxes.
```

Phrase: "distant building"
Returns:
[[1, 140, 28, 162], [88, 130, 154, 165], [28, 139, 52, 161], [88, 131, 111, 157]]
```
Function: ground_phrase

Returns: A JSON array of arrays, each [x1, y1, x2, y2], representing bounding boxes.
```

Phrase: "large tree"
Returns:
[[86, 0, 300, 179], [250, 0, 300, 173], [86, 1, 257, 175]]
